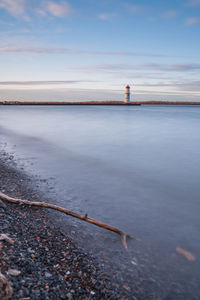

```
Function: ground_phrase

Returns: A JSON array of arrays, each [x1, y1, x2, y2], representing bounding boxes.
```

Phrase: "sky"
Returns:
[[0, 0, 200, 102]]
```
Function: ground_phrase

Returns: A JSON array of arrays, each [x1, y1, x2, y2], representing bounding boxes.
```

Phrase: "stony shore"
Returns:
[[1, 151, 200, 300], [0, 154, 137, 299]]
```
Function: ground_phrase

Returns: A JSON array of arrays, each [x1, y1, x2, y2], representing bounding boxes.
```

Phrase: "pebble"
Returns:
[[66, 271, 70, 275], [44, 272, 52, 278], [66, 292, 73, 300]]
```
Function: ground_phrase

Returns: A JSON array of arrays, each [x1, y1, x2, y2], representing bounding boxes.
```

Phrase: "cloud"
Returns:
[[35, 8, 47, 17], [0, 20, 14, 26], [0, 80, 93, 86], [185, 17, 200, 25], [138, 80, 200, 92], [186, 0, 200, 6], [141, 62, 200, 72], [37, 1, 72, 18], [128, 5, 146, 15], [169, 63, 200, 71], [77, 62, 200, 73], [177, 81, 200, 91], [98, 13, 117, 21], [0, 0, 28, 19], [47, 1, 71, 17], [0, 0, 73, 19], [0, 47, 75, 54], [162, 10, 179, 19], [0, 47, 172, 57]]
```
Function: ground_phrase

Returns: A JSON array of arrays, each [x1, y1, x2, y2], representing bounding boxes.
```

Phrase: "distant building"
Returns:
[[125, 85, 130, 103]]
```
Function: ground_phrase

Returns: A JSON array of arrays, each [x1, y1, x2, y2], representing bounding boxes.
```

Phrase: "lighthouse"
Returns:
[[125, 85, 130, 104]]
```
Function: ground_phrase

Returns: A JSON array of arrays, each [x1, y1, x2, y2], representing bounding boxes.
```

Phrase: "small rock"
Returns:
[[66, 271, 70, 275], [131, 260, 137, 266], [7, 269, 21, 277], [45, 272, 52, 278], [0, 272, 13, 300], [27, 248, 35, 254], [66, 293, 73, 300], [90, 290, 95, 295], [0, 233, 14, 244]]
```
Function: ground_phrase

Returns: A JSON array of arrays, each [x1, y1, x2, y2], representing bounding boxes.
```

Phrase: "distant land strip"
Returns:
[[0, 101, 200, 105]]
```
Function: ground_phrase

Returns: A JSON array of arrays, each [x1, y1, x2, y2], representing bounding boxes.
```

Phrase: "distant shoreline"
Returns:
[[0, 100, 200, 105]]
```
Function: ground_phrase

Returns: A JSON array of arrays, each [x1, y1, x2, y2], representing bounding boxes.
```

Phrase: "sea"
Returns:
[[0, 104, 200, 297]]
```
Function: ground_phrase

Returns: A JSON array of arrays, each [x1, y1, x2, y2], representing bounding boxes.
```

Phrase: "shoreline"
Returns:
[[1, 100, 200, 105], [0, 154, 133, 299], [1, 145, 199, 299]]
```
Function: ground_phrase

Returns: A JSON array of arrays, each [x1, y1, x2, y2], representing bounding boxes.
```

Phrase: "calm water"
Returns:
[[0, 104, 200, 296]]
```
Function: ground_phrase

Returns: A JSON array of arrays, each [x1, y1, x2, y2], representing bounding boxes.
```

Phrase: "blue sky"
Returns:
[[0, 0, 200, 101]]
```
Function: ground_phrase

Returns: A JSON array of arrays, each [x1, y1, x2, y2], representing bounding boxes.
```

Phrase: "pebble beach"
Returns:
[[1, 149, 200, 300], [0, 153, 133, 300]]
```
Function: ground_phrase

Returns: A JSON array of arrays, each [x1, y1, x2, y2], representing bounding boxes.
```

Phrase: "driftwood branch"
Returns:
[[0, 191, 128, 250]]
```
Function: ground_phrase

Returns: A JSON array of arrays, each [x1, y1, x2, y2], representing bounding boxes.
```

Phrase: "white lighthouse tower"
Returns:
[[125, 85, 130, 104]]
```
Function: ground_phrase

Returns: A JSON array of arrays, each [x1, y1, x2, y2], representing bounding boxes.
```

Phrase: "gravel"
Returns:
[[0, 156, 132, 299]]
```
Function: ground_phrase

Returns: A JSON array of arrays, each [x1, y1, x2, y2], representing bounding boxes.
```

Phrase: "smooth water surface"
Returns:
[[0, 105, 200, 296]]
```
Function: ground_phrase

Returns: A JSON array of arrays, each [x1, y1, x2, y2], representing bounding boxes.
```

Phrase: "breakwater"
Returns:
[[0, 100, 200, 105], [0, 100, 140, 105]]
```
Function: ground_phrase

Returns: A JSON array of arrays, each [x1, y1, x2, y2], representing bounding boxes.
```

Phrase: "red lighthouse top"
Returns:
[[126, 85, 130, 89]]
